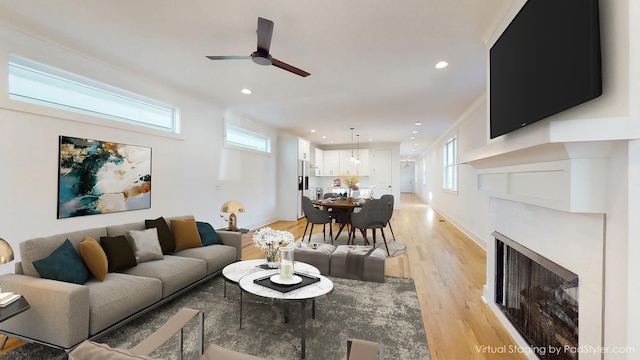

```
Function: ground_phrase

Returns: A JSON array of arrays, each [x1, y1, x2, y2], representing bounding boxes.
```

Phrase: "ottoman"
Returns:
[[293, 243, 336, 275], [330, 245, 386, 283]]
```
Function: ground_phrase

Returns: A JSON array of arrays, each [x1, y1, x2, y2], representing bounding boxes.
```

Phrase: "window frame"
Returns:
[[224, 122, 272, 154], [443, 135, 458, 192], [7, 54, 180, 134]]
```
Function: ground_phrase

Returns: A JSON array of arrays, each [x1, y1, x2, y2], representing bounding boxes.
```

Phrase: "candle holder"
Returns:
[[279, 246, 294, 280]]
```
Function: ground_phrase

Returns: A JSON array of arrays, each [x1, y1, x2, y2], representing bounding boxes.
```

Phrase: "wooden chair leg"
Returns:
[[303, 222, 310, 241], [307, 224, 315, 242], [329, 223, 334, 244], [380, 229, 390, 256], [361, 229, 369, 246], [387, 221, 396, 240]]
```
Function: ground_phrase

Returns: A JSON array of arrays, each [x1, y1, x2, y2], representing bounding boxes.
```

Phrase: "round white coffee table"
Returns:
[[222, 259, 320, 297], [239, 269, 333, 359]]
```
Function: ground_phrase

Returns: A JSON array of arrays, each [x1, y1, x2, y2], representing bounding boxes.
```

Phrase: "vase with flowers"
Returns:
[[340, 173, 361, 200], [252, 227, 295, 268]]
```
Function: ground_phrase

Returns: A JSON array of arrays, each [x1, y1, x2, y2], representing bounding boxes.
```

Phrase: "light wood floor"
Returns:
[[1, 193, 525, 359]]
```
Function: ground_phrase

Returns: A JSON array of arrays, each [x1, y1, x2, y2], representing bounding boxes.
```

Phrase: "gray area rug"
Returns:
[[2, 276, 429, 360], [302, 232, 407, 257]]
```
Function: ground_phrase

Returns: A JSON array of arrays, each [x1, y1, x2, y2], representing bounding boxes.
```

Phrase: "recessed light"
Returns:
[[410, 136, 415, 140], [435, 61, 448, 69], [241, 88, 252, 94], [322, 135, 327, 139], [415, 122, 422, 126], [311, 129, 316, 133], [412, 130, 418, 134], [368, 138, 373, 142]]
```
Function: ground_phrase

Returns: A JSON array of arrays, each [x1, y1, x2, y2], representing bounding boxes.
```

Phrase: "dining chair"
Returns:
[[301, 196, 333, 243], [347, 338, 384, 360], [379, 194, 396, 240], [349, 199, 390, 256]]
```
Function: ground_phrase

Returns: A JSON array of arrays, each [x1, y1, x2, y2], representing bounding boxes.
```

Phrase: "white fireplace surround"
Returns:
[[467, 142, 607, 360]]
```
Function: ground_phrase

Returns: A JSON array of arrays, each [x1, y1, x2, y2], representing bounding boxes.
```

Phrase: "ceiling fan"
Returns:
[[206, 17, 310, 77]]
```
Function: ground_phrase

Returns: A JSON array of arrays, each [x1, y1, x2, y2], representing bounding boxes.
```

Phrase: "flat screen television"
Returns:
[[489, 0, 602, 139]]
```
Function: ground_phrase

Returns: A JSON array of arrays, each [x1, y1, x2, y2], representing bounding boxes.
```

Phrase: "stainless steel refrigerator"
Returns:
[[297, 160, 309, 218]]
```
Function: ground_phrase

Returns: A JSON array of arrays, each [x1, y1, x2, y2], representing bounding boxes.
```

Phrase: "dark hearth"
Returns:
[[494, 232, 579, 360]]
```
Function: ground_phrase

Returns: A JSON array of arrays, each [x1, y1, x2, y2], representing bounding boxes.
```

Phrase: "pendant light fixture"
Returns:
[[350, 127, 355, 162], [355, 134, 361, 165]]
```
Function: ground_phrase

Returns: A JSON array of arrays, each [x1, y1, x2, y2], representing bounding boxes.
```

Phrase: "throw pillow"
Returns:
[[33, 239, 92, 285], [100, 235, 137, 272], [80, 236, 108, 281], [196, 221, 223, 246], [145, 217, 175, 254], [171, 218, 202, 252], [126, 228, 164, 263]]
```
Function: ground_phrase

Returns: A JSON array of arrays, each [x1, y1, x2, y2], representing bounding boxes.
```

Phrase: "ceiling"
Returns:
[[0, 0, 515, 161]]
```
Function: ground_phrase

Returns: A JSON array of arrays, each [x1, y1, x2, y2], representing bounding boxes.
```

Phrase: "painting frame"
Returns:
[[57, 136, 152, 219]]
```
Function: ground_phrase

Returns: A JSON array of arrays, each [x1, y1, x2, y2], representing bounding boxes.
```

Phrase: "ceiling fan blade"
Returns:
[[206, 55, 252, 60], [256, 17, 274, 54], [271, 58, 311, 77]]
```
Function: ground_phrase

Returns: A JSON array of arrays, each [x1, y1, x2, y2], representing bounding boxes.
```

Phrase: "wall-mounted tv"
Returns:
[[489, 0, 602, 139]]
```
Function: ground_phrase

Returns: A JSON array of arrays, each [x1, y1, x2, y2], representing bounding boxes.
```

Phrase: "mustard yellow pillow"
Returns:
[[80, 236, 108, 281], [171, 218, 202, 252]]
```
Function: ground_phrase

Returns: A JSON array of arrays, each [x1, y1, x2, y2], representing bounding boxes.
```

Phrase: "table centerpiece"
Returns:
[[252, 226, 294, 268]]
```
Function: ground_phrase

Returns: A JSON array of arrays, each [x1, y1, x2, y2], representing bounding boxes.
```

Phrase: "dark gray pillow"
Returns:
[[100, 235, 137, 272], [145, 217, 175, 254]]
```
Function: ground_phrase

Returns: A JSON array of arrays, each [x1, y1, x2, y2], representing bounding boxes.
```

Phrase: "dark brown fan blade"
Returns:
[[206, 55, 252, 60], [271, 58, 310, 77], [256, 17, 274, 54]]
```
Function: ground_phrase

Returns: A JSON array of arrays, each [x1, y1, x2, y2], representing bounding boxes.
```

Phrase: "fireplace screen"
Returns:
[[494, 232, 579, 360]]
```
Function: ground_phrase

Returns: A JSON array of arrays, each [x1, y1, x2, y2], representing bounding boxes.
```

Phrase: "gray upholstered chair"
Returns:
[[347, 338, 384, 360], [301, 196, 334, 243], [349, 199, 390, 256], [379, 194, 396, 240], [69, 308, 266, 360]]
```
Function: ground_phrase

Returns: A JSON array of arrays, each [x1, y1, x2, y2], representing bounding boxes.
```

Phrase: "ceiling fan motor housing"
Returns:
[[251, 51, 272, 66]]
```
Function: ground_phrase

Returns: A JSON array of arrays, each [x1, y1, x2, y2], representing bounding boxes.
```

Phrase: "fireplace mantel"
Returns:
[[460, 141, 615, 214]]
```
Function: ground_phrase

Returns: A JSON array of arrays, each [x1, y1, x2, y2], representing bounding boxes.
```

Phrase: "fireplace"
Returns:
[[494, 231, 579, 359]]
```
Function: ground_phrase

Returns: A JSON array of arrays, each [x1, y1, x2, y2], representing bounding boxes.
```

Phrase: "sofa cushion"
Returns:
[[196, 221, 223, 245], [100, 235, 137, 272], [86, 273, 162, 335], [70, 340, 156, 360], [171, 218, 202, 252], [121, 255, 206, 298], [80, 236, 108, 281], [126, 228, 164, 263], [33, 239, 92, 284], [174, 244, 237, 276], [145, 217, 175, 254]]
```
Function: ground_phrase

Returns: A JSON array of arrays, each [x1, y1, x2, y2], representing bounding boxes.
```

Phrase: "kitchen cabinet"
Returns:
[[314, 148, 324, 176], [298, 138, 310, 161], [322, 150, 340, 177]]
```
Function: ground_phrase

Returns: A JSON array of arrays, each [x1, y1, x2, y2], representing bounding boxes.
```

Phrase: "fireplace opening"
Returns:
[[494, 232, 579, 360]]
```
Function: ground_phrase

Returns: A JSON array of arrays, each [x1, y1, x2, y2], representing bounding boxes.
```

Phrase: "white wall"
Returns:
[[0, 24, 279, 274]]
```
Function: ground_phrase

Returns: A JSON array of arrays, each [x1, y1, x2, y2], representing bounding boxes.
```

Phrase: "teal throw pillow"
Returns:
[[196, 221, 223, 246], [33, 239, 91, 284]]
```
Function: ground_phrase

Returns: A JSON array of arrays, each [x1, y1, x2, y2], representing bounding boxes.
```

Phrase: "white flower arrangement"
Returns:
[[252, 226, 294, 250]]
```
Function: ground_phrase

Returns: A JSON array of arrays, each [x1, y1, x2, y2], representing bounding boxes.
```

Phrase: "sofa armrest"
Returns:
[[216, 230, 243, 261], [0, 273, 90, 349]]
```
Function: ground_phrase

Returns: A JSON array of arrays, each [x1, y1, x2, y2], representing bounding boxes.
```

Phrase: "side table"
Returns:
[[0, 296, 30, 349]]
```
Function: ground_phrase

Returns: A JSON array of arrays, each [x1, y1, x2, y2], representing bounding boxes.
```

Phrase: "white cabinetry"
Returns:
[[322, 150, 340, 177], [319, 149, 369, 176], [298, 138, 310, 161], [314, 148, 324, 176]]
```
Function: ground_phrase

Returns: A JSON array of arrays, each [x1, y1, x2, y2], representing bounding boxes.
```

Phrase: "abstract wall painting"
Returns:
[[58, 136, 151, 218]]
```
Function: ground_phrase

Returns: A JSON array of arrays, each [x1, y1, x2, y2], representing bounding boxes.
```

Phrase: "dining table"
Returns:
[[312, 197, 368, 242]]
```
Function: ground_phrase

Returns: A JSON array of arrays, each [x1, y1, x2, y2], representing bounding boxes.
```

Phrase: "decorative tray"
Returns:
[[254, 272, 320, 293]]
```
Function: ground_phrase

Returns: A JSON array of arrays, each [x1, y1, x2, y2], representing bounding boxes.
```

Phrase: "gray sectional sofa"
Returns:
[[0, 215, 241, 352]]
